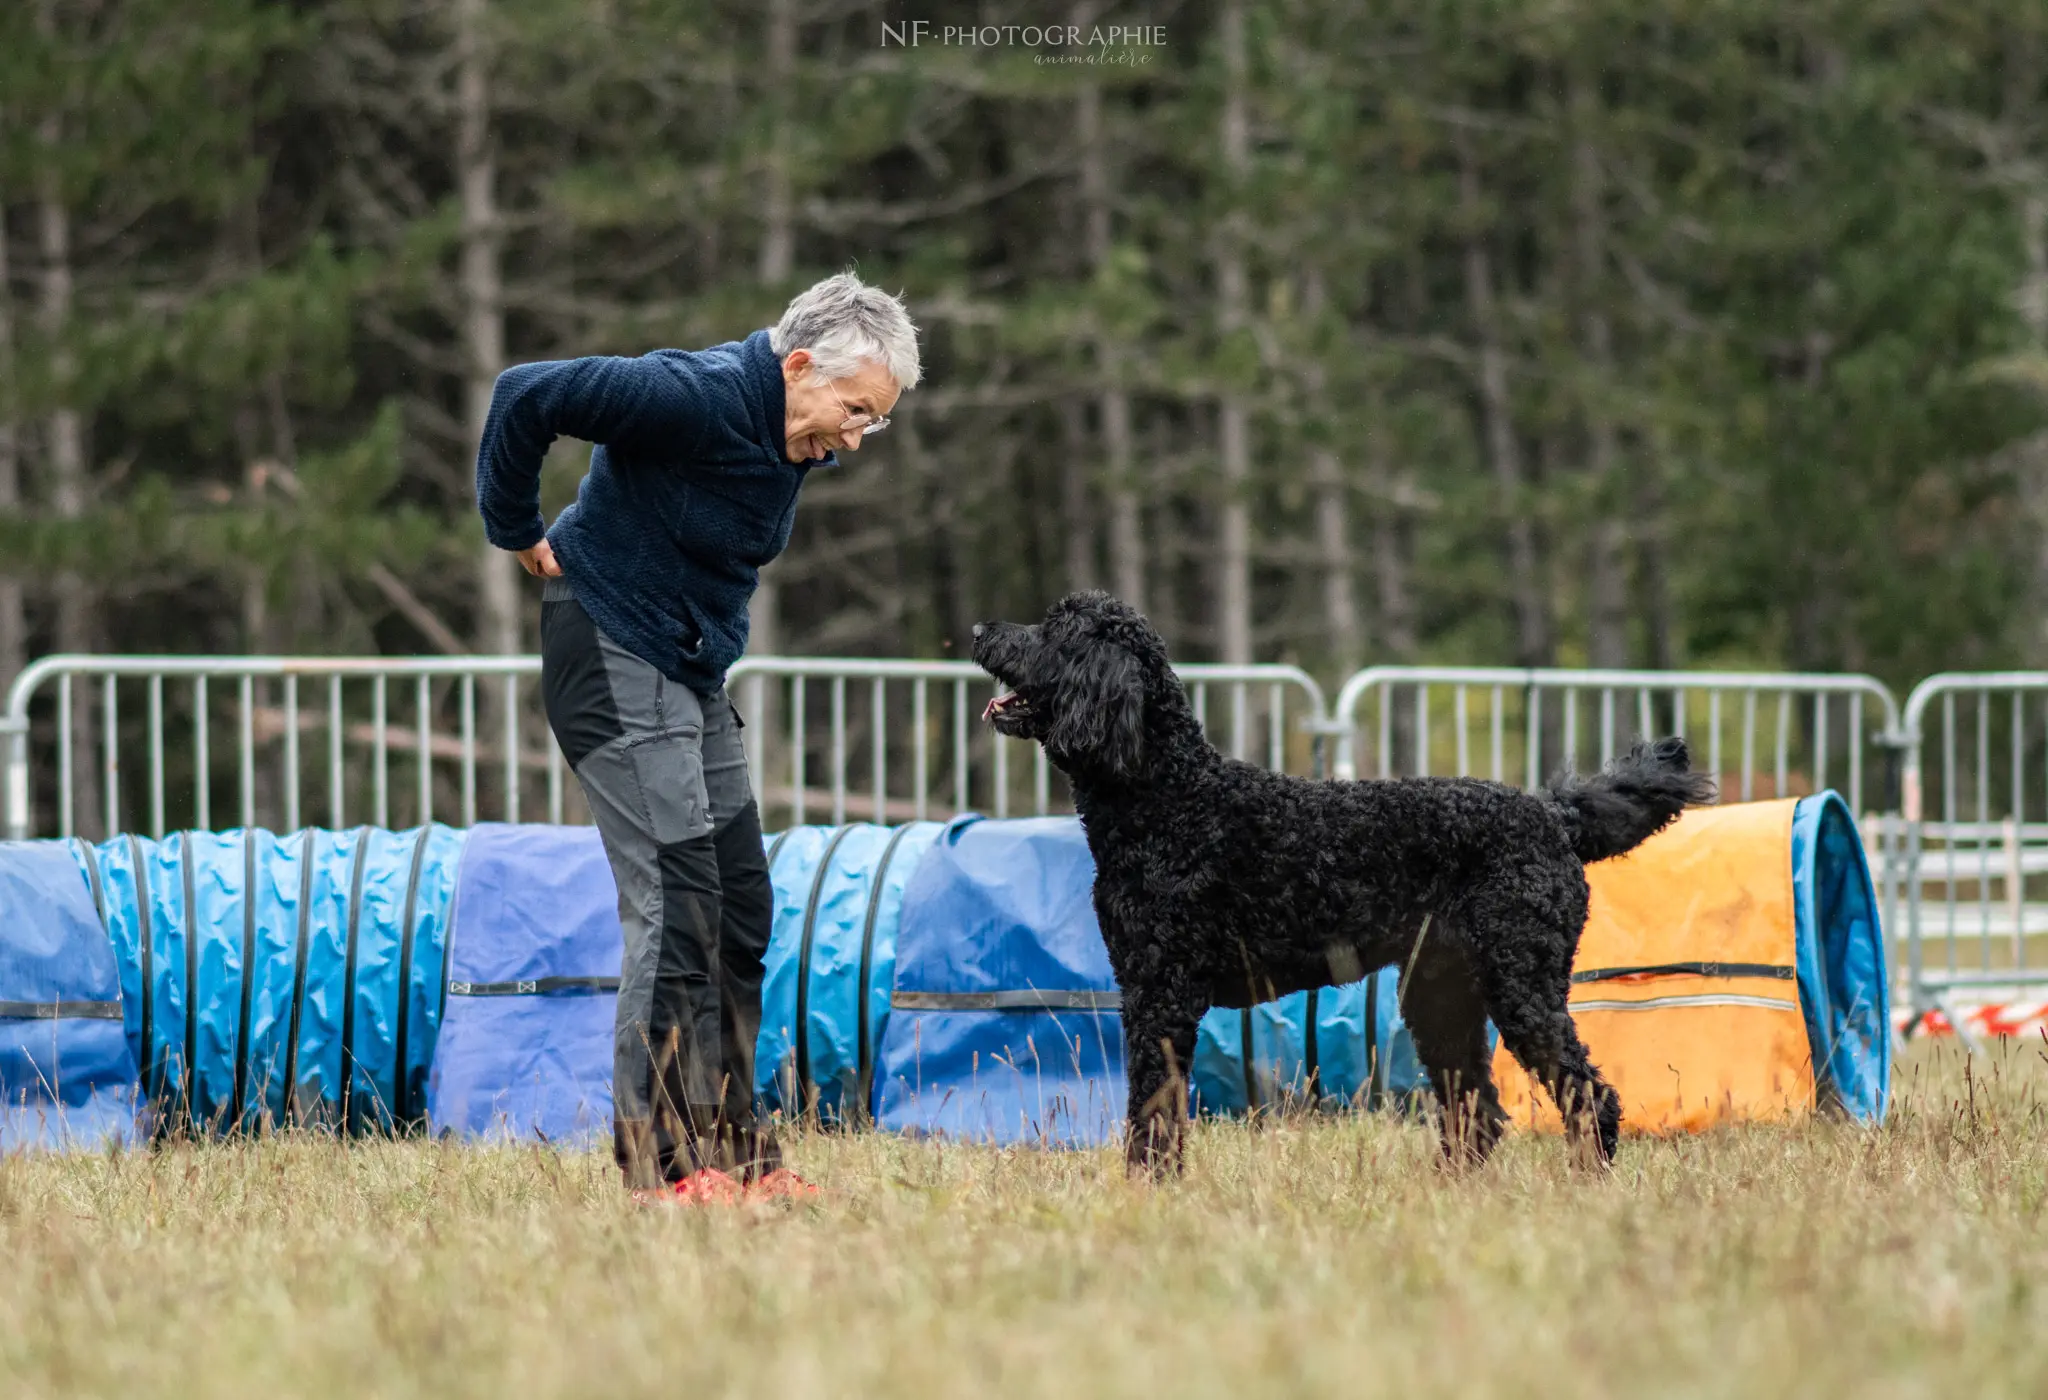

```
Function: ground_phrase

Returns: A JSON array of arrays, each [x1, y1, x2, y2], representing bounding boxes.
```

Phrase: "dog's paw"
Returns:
[[1123, 1115, 1186, 1181]]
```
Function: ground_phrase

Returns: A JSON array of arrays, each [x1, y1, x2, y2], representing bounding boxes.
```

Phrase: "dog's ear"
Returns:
[[1047, 642, 1145, 776]]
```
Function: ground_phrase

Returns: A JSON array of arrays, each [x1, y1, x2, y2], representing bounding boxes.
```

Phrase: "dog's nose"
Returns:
[[972, 623, 985, 640]]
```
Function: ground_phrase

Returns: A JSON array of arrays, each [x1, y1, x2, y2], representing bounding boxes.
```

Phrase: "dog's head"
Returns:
[[970, 591, 1180, 781]]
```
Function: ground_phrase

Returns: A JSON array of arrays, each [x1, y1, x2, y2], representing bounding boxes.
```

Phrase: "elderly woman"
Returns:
[[475, 272, 920, 1201]]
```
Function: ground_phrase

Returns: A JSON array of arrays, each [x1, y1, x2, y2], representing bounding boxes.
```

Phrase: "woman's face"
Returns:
[[781, 350, 901, 463]]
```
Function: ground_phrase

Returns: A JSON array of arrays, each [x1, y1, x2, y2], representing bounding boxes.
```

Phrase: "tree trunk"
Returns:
[[1300, 271, 1359, 675], [1213, 0, 1253, 665], [751, 0, 795, 660], [36, 10, 101, 835], [233, 401, 283, 825], [457, 0, 518, 658], [0, 203, 24, 700], [1636, 460, 1676, 670], [1073, 34, 1144, 611], [1060, 399, 1096, 590], [1570, 75, 1629, 669], [1458, 137, 1551, 668], [1366, 408, 1415, 663]]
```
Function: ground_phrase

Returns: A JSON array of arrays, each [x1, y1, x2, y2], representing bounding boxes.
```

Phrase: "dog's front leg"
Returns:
[[1120, 981, 1202, 1180]]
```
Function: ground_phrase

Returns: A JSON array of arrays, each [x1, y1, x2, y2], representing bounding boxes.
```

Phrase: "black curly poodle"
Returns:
[[972, 591, 1716, 1177]]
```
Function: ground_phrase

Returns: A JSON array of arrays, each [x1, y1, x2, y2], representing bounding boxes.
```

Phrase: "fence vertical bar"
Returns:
[[993, 683, 1010, 820], [1489, 686, 1503, 783], [1943, 693, 1956, 973], [193, 676, 208, 833], [1415, 684, 1430, 778], [148, 674, 164, 839], [504, 674, 520, 825], [239, 675, 255, 829], [102, 675, 119, 838], [1814, 693, 1828, 798], [1454, 685, 1469, 777], [1637, 688, 1652, 744], [952, 679, 967, 816], [913, 680, 929, 821], [1034, 746, 1050, 816], [56, 674, 73, 837], [372, 675, 388, 828], [1231, 682, 1249, 761], [1849, 692, 1863, 817], [1599, 688, 1614, 765], [748, 673, 766, 812], [1378, 682, 1392, 779], [1563, 689, 1578, 773], [1526, 687, 1543, 791], [460, 674, 477, 827], [282, 676, 300, 833], [873, 677, 887, 825], [417, 674, 433, 826], [2013, 691, 2026, 969], [1978, 691, 1991, 969], [547, 735, 564, 826], [1708, 690, 1722, 799], [1740, 690, 1756, 803], [792, 677, 807, 827], [1193, 683, 1208, 738], [329, 675, 345, 830], [1775, 692, 1791, 799], [830, 676, 846, 826], [1268, 683, 1284, 772]]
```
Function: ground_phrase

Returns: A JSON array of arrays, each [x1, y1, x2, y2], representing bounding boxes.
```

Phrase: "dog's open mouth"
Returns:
[[982, 691, 1028, 723]]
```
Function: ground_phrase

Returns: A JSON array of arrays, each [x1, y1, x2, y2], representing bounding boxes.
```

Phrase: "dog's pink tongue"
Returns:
[[982, 692, 1016, 723]]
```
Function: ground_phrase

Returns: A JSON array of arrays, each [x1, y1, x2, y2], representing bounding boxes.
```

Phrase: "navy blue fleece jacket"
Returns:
[[475, 329, 831, 695]]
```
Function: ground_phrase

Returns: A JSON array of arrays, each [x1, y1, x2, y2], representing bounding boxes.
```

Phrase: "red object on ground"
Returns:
[[671, 1168, 744, 1205], [748, 1169, 822, 1200]]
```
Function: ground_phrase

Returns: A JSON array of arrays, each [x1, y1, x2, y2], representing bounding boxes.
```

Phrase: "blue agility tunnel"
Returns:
[[0, 841, 138, 1150], [425, 823, 618, 1143], [875, 817, 1127, 1145], [0, 797, 1890, 1152], [872, 815, 1433, 1144], [70, 827, 462, 1136], [424, 820, 948, 1144], [756, 820, 945, 1123], [1792, 791, 1890, 1121], [1189, 979, 1430, 1119]]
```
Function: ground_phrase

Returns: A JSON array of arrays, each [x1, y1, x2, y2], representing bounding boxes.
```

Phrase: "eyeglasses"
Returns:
[[829, 382, 891, 436]]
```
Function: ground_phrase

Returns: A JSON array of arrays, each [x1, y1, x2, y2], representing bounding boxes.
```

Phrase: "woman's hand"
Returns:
[[514, 540, 563, 578]]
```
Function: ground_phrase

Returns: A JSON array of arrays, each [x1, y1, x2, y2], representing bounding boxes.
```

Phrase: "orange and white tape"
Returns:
[[1895, 1001, 2048, 1039]]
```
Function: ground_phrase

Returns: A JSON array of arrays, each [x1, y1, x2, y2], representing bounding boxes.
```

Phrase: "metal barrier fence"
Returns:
[[730, 658, 1328, 829], [28, 650, 2035, 1038], [1324, 665, 1913, 1002], [1327, 666, 1904, 814], [1, 654, 1328, 841], [1898, 673, 2048, 1031]]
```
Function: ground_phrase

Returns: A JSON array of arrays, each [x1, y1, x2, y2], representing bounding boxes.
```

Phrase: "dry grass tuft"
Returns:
[[5, 1041, 2048, 1398]]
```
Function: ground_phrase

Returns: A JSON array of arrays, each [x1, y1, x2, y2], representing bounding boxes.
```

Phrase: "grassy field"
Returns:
[[5, 1042, 2048, 1400]]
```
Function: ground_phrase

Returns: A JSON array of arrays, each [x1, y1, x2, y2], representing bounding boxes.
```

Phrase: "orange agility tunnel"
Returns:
[[1494, 792, 1890, 1134]]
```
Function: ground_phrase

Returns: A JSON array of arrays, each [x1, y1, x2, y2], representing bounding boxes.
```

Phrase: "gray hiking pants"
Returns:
[[538, 578, 778, 1188]]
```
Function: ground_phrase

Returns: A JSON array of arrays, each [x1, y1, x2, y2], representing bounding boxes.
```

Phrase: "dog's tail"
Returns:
[[1544, 736, 1717, 866]]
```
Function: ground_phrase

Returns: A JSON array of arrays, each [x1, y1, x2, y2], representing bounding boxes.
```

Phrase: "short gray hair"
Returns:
[[770, 271, 922, 390]]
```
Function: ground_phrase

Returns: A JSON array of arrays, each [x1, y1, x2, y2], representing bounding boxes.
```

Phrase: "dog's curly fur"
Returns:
[[973, 591, 1717, 1177]]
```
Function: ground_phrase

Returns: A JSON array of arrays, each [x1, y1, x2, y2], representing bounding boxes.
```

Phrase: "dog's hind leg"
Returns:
[[1491, 999, 1619, 1168], [1399, 929, 1508, 1168], [1473, 930, 1620, 1165]]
